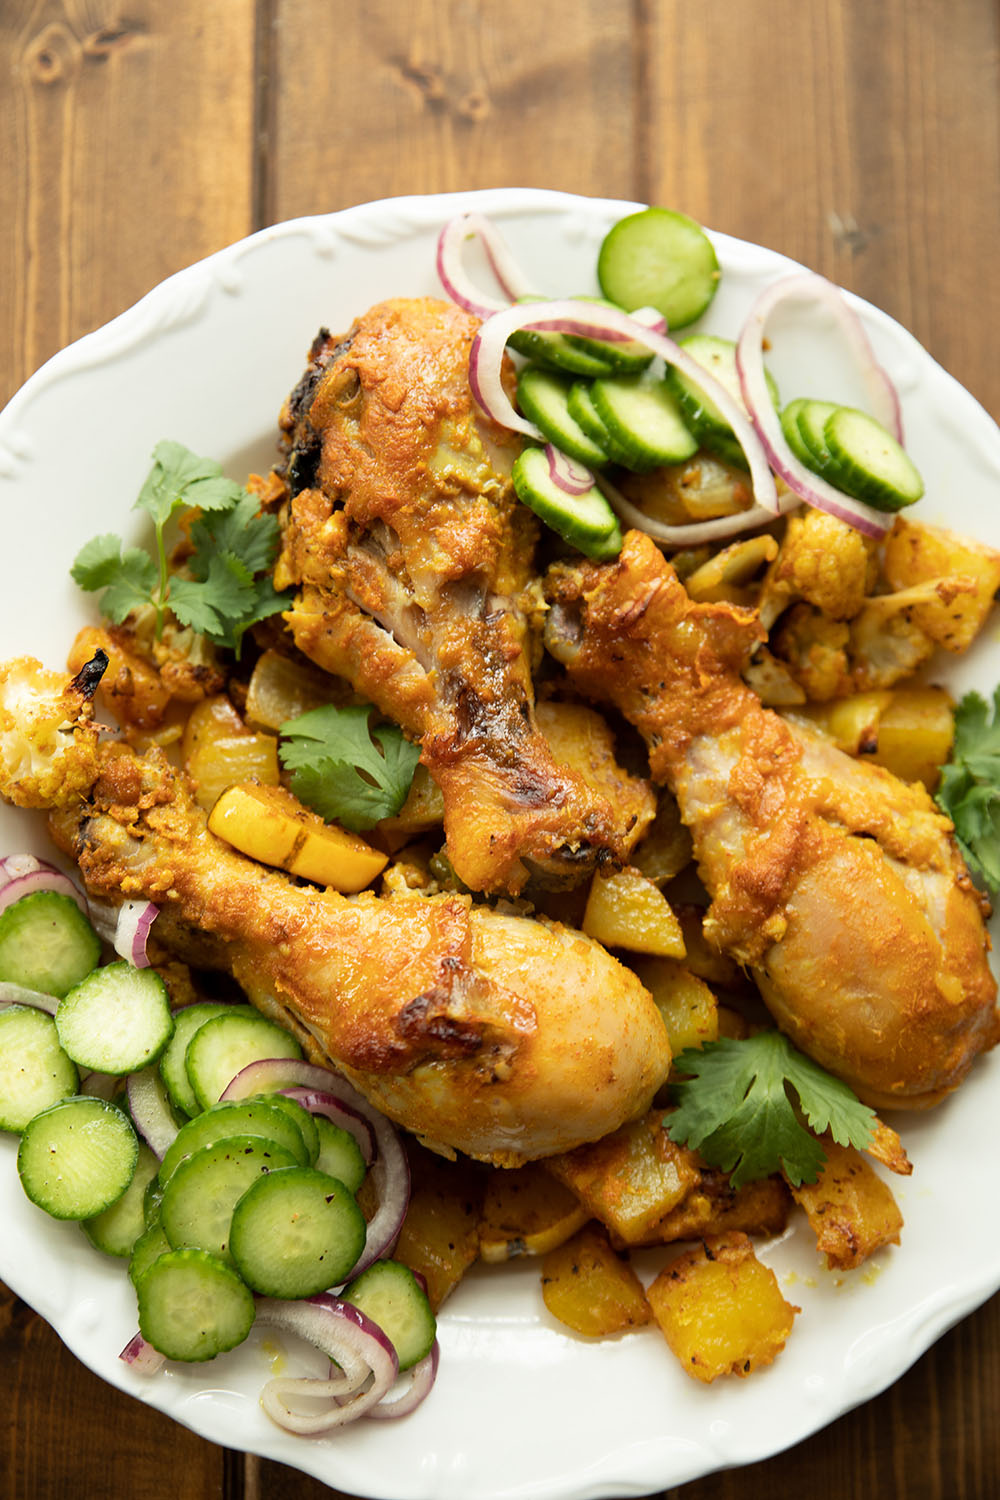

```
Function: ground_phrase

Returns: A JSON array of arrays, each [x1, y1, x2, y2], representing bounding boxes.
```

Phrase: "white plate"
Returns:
[[2, 187, 1000, 1500]]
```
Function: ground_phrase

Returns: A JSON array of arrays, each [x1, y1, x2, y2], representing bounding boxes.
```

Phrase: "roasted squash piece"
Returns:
[[208, 781, 388, 891], [789, 1138, 904, 1270], [582, 868, 685, 958], [546, 1111, 700, 1246], [646, 1231, 799, 1382], [541, 1223, 651, 1337], [479, 1162, 588, 1262], [393, 1143, 486, 1311]]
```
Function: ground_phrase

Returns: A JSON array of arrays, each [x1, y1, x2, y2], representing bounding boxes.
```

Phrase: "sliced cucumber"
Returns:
[[508, 298, 619, 377], [779, 397, 825, 468], [129, 1220, 171, 1287], [158, 1000, 232, 1116], [17, 1096, 138, 1220], [822, 406, 924, 511], [0, 891, 100, 999], [511, 446, 622, 561], [136, 1247, 256, 1362], [314, 1115, 367, 1195], [184, 1007, 303, 1112], [266, 1092, 320, 1165], [566, 382, 635, 466], [589, 375, 698, 469], [791, 398, 841, 475], [560, 300, 655, 374], [598, 207, 720, 329], [0, 1005, 78, 1132], [56, 963, 174, 1075], [342, 1259, 436, 1371], [667, 334, 779, 435], [158, 1097, 311, 1186], [516, 367, 611, 468], [83, 1141, 160, 1258], [229, 1164, 367, 1298], [159, 1133, 300, 1261]]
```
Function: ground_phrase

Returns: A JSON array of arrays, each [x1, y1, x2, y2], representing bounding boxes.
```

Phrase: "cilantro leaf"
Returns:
[[935, 686, 1000, 891], [136, 440, 244, 528], [279, 705, 421, 831], [666, 1031, 876, 1188], [70, 536, 158, 623]]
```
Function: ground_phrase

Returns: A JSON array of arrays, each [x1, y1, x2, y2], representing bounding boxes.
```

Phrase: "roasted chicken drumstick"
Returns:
[[0, 658, 670, 1166], [274, 297, 631, 895], [545, 529, 999, 1111]]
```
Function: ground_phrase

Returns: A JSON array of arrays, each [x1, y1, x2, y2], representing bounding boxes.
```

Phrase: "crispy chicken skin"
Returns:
[[0, 659, 669, 1165], [545, 529, 999, 1111], [274, 297, 629, 895]]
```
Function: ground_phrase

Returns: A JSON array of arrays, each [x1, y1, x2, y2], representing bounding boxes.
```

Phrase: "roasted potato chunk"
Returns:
[[582, 868, 685, 958], [882, 517, 1000, 652], [628, 958, 718, 1055], [646, 1232, 799, 1382], [479, 1163, 588, 1262], [393, 1144, 486, 1311], [621, 1170, 791, 1248], [789, 1138, 904, 1270], [535, 699, 656, 857], [541, 1223, 651, 1337]]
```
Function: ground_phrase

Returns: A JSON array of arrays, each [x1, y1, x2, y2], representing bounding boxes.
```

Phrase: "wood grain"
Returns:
[[1, 1, 1000, 1497]]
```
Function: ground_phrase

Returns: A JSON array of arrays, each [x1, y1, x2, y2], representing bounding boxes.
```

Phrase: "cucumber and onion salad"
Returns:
[[437, 205, 924, 553], [0, 856, 435, 1431]]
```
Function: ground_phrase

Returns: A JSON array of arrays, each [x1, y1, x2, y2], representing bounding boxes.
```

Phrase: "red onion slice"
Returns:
[[114, 900, 159, 968], [436, 213, 537, 319], [0, 857, 88, 917], [119, 1331, 167, 1376], [736, 275, 899, 538], [279, 1086, 376, 1165], [546, 444, 597, 496], [255, 1295, 398, 1432], [0, 981, 59, 1014], [367, 1340, 440, 1420], [469, 299, 779, 515], [126, 1065, 180, 1158]]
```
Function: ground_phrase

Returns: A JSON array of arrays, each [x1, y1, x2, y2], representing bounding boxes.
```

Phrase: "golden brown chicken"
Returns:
[[545, 529, 999, 1111], [273, 298, 633, 896], [0, 656, 670, 1166]]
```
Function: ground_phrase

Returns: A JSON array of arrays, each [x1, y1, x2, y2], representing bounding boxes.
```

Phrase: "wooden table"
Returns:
[[2, 2, 999, 1497]]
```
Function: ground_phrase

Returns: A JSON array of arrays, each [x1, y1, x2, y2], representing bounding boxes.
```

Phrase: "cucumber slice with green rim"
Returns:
[[0, 891, 100, 999], [184, 1008, 303, 1112], [511, 446, 622, 561], [143, 1173, 165, 1229], [136, 1247, 255, 1362], [267, 1093, 320, 1165], [160, 1133, 300, 1261], [791, 398, 841, 475], [561, 299, 655, 374], [566, 382, 634, 466], [508, 298, 619, 377], [822, 406, 924, 511], [17, 1096, 138, 1220], [0, 1005, 78, 1131], [666, 334, 779, 439], [129, 1220, 171, 1287], [598, 207, 720, 329], [83, 1141, 160, 1257], [516, 367, 611, 468], [56, 962, 173, 1075], [229, 1165, 367, 1298], [342, 1259, 436, 1371], [158, 1097, 311, 1186], [589, 375, 698, 470], [314, 1115, 367, 1195], [779, 397, 825, 468], [158, 1001, 232, 1116]]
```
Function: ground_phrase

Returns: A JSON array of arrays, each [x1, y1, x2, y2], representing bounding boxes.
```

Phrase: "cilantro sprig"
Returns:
[[279, 704, 421, 832], [666, 1031, 876, 1188], [935, 685, 1000, 892], [71, 440, 289, 655]]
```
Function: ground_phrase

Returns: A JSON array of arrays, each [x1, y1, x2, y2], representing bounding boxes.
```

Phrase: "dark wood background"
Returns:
[[2, 2, 999, 1496]]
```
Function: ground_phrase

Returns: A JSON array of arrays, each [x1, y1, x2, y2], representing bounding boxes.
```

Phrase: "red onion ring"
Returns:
[[469, 299, 779, 516], [0, 856, 88, 917], [113, 900, 159, 968], [546, 444, 598, 495], [119, 1331, 167, 1376], [126, 1064, 180, 1158], [366, 1340, 440, 1421], [735, 275, 899, 538], [255, 1295, 398, 1432], [0, 981, 59, 1014], [436, 213, 537, 319], [279, 1086, 376, 1165]]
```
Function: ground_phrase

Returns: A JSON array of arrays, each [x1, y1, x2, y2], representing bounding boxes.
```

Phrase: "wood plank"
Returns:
[[264, 0, 637, 221], [0, 0, 258, 407], [642, 0, 1000, 417], [0, 1279, 224, 1500]]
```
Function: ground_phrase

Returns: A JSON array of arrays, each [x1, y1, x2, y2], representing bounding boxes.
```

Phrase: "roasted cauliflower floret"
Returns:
[[0, 655, 105, 808], [759, 509, 875, 628]]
